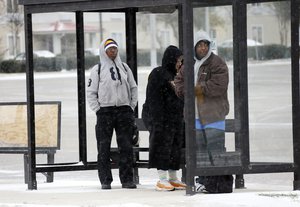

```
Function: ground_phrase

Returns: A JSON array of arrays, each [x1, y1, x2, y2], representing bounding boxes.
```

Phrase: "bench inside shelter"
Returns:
[[0, 101, 61, 183]]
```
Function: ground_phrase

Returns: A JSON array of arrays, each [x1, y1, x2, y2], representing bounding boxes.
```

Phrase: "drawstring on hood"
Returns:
[[99, 38, 124, 84]]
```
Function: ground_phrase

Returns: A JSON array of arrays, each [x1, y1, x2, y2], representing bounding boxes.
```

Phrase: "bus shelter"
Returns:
[[18, 0, 300, 195]]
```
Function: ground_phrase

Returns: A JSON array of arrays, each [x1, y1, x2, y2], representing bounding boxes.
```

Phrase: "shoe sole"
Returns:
[[169, 182, 186, 190], [173, 186, 186, 190], [155, 186, 175, 191], [197, 190, 209, 193]]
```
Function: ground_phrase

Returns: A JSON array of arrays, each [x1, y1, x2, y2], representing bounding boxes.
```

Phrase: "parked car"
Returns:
[[219, 39, 263, 48], [14, 50, 56, 61]]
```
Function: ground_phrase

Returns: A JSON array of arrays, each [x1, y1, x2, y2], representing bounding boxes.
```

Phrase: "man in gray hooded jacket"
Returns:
[[87, 38, 138, 190]]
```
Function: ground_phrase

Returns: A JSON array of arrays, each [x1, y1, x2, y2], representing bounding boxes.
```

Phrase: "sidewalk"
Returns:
[[0, 169, 299, 207]]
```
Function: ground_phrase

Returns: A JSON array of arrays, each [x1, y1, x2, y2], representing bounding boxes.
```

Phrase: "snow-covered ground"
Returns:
[[0, 59, 299, 206], [0, 169, 299, 207]]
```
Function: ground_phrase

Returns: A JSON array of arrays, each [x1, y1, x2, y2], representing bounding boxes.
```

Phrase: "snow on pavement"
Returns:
[[0, 171, 299, 207]]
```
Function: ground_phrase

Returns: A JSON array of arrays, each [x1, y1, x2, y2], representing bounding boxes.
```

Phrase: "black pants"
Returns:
[[95, 105, 135, 185]]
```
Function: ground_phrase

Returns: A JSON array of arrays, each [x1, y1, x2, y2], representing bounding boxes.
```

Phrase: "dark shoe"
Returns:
[[101, 184, 111, 190], [122, 182, 137, 189]]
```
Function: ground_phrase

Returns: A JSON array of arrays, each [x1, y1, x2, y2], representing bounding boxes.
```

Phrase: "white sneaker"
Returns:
[[156, 180, 175, 191], [195, 183, 207, 193]]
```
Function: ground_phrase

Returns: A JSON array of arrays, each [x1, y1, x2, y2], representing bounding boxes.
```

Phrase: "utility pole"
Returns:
[[99, 12, 103, 42], [205, 7, 210, 35], [150, 14, 157, 68]]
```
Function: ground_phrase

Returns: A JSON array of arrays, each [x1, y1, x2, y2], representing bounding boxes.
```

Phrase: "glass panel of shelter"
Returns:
[[193, 1, 293, 170], [193, 5, 242, 169], [30, 10, 184, 163], [247, 1, 293, 164], [31, 12, 80, 164]]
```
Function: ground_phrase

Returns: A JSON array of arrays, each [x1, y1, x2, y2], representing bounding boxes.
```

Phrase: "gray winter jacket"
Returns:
[[86, 38, 138, 112]]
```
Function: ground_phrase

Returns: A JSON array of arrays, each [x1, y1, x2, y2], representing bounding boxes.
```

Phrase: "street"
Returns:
[[0, 60, 294, 187]]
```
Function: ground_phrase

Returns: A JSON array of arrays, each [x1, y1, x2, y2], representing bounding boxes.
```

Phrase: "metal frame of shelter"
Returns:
[[18, 0, 300, 195]]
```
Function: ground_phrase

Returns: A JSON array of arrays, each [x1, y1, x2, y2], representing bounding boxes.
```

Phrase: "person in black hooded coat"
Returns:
[[144, 45, 186, 191]]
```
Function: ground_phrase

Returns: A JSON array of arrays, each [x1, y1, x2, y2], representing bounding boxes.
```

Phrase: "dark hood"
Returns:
[[161, 45, 182, 77]]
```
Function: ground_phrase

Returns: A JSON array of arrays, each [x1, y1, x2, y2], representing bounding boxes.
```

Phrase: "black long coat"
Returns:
[[145, 46, 184, 170]]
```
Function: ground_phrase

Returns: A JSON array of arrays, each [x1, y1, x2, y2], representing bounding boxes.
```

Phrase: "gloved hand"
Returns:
[[195, 85, 204, 103]]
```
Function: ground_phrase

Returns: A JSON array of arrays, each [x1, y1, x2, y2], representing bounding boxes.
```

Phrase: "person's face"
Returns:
[[175, 55, 183, 72], [106, 46, 118, 60], [195, 41, 209, 59]]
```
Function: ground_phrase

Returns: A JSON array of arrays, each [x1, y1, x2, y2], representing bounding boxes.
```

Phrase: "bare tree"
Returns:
[[137, 12, 178, 49], [0, 0, 8, 60], [0, 0, 24, 57], [156, 11, 179, 47], [137, 7, 224, 50], [194, 7, 225, 34], [270, 1, 290, 46], [6, 0, 23, 56]]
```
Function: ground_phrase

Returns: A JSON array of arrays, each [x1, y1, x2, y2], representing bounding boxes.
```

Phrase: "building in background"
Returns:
[[0, 0, 23, 60], [0, 1, 292, 61]]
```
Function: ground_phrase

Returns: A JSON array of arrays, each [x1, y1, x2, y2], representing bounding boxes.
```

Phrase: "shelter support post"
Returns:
[[24, 10, 37, 190], [125, 8, 138, 83], [125, 8, 139, 183], [45, 153, 55, 182], [76, 11, 88, 164], [181, 0, 196, 196], [291, 0, 300, 190], [235, 174, 245, 189], [232, 0, 249, 189]]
